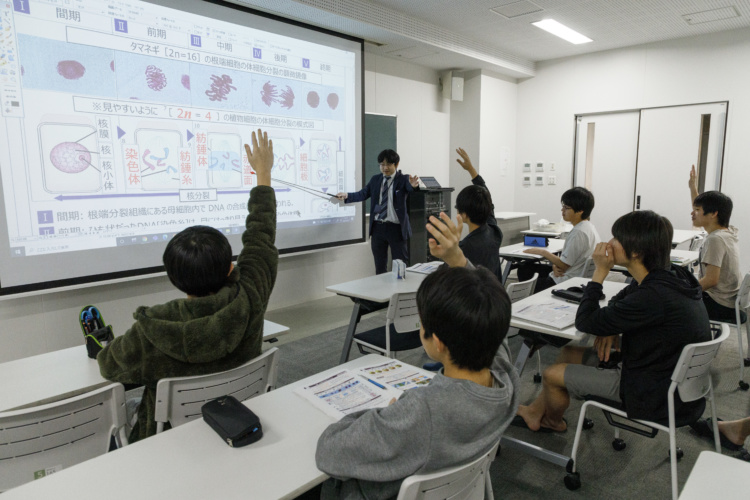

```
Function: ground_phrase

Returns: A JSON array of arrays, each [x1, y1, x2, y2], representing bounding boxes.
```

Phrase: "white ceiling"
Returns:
[[232, 0, 750, 78]]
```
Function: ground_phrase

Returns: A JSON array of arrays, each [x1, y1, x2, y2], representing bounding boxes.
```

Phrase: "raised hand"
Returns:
[[409, 175, 420, 188], [455, 147, 478, 178], [426, 213, 467, 268], [244, 129, 273, 187], [688, 164, 699, 203]]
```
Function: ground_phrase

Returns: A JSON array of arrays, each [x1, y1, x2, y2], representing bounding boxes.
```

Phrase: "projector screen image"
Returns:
[[0, 0, 364, 293]]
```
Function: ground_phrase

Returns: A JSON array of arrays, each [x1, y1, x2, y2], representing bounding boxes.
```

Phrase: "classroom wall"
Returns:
[[514, 27, 750, 271], [0, 52, 450, 363]]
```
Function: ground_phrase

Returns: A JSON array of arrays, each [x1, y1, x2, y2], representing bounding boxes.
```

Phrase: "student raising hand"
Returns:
[[688, 165, 699, 203], [426, 213, 467, 268], [455, 148, 478, 179], [244, 129, 273, 187]]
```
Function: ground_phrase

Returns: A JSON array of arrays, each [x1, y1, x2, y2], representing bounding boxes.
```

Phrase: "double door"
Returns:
[[574, 102, 727, 241]]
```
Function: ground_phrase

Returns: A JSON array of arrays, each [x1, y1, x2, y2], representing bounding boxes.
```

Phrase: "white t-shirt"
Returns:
[[700, 225, 741, 308], [553, 220, 600, 284]]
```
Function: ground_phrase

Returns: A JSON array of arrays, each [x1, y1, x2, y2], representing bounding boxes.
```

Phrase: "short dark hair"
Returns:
[[163, 225, 233, 296], [561, 187, 595, 220], [455, 185, 493, 225], [377, 149, 400, 165], [611, 210, 673, 272], [416, 266, 510, 371], [694, 191, 733, 227]]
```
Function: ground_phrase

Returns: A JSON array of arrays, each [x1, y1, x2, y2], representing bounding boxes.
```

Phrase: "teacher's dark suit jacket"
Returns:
[[346, 170, 417, 241]]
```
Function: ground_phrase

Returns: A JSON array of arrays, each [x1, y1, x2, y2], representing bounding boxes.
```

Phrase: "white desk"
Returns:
[[0, 320, 289, 413], [672, 229, 703, 248], [679, 451, 749, 499], [494, 212, 535, 245], [497, 239, 566, 284], [326, 272, 427, 363], [520, 229, 564, 238], [510, 277, 627, 343], [1, 354, 391, 500]]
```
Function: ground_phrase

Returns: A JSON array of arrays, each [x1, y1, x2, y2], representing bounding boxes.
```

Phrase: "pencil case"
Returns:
[[79, 305, 114, 358], [202, 395, 263, 447]]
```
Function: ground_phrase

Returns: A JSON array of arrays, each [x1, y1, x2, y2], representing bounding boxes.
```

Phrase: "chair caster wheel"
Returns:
[[583, 418, 594, 430], [612, 438, 626, 451], [669, 447, 684, 461], [744, 357, 750, 367], [740, 380, 749, 391], [564, 472, 581, 491], [533, 373, 542, 384]]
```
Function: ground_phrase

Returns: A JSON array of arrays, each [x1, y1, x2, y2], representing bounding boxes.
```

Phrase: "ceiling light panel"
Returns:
[[532, 19, 592, 44]]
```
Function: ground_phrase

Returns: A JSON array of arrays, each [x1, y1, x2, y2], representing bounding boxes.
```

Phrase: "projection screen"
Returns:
[[0, 0, 364, 295]]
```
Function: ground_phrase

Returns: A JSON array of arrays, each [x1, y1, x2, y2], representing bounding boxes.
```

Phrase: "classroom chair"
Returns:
[[505, 273, 541, 382], [352, 292, 422, 359], [581, 257, 596, 279], [154, 347, 278, 433], [396, 440, 500, 500], [564, 323, 729, 500], [709, 272, 750, 390], [0, 383, 128, 492]]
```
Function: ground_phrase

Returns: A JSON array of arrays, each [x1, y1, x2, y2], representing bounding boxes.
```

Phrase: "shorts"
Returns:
[[564, 348, 622, 402]]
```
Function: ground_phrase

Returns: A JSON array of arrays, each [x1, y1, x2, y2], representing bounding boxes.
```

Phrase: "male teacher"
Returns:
[[337, 149, 420, 274]]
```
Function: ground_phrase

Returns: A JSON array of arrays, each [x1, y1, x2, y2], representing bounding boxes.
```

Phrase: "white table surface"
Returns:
[[679, 451, 749, 499], [326, 271, 427, 303], [673, 229, 703, 246], [1, 354, 390, 500], [510, 277, 628, 340], [498, 239, 566, 260], [495, 211, 535, 220], [0, 320, 289, 412]]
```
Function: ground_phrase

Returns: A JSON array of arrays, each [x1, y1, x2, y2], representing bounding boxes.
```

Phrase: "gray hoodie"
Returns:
[[315, 342, 520, 500]]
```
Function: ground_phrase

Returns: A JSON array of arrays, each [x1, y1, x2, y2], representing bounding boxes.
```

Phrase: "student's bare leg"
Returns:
[[718, 417, 750, 446], [516, 346, 588, 431]]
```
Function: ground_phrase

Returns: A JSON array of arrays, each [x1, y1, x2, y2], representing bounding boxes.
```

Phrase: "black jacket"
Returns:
[[346, 171, 417, 241], [575, 265, 710, 422], [458, 175, 503, 277]]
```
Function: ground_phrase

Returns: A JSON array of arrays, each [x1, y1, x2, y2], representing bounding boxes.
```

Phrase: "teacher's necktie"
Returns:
[[377, 177, 391, 220]]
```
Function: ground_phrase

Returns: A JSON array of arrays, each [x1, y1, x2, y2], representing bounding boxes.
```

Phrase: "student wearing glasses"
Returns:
[[517, 187, 600, 293]]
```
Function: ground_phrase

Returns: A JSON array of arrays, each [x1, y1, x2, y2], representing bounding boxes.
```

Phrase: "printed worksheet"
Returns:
[[295, 369, 402, 419], [356, 360, 434, 391], [514, 301, 577, 329]]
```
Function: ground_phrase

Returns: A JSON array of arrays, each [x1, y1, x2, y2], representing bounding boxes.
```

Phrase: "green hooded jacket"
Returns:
[[98, 186, 278, 442]]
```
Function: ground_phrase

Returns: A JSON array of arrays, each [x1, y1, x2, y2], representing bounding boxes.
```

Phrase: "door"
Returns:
[[634, 103, 727, 230], [574, 112, 640, 242]]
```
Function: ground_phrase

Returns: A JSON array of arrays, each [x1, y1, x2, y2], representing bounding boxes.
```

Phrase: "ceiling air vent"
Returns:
[[682, 6, 740, 25], [490, 0, 543, 19]]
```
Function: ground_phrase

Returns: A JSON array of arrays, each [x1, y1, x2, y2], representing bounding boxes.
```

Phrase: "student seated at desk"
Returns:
[[517, 187, 600, 293], [96, 129, 278, 443], [453, 147, 503, 277], [689, 166, 744, 323], [315, 266, 519, 500], [515, 211, 710, 432]]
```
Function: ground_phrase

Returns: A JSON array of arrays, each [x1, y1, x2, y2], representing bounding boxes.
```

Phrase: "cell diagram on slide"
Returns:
[[38, 123, 100, 193], [134, 129, 182, 190], [207, 133, 242, 188], [309, 139, 338, 186], [271, 137, 297, 185]]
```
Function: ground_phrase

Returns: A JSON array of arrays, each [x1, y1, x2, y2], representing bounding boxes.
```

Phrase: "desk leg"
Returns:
[[513, 339, 532, 376], [500, 436, 573, 469], [339, 303, 362, 364]]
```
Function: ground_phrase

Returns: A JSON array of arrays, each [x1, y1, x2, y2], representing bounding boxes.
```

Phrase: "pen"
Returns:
[[366, 378, 386, 390]]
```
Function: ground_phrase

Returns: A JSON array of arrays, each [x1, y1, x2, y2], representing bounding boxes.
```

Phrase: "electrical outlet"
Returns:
[[548, 176, 556, 185], [550, 162, 556, 171]]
